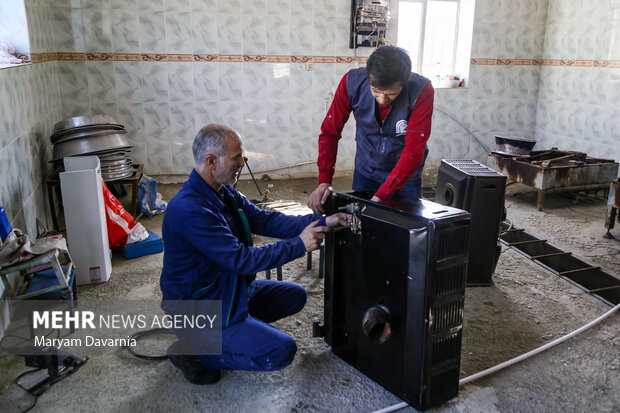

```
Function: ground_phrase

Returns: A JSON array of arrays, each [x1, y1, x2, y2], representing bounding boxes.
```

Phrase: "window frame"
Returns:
[[397, 0, 463, 82]]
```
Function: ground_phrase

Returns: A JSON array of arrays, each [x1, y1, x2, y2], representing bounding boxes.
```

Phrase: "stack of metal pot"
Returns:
[[51, 114, 134, 180]]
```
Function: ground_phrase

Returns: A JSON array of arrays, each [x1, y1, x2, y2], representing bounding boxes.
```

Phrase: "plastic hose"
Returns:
[[372, 302, 620, 413]]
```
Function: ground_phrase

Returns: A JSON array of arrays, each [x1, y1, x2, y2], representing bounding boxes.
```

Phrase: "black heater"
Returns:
[[322, 192, 470, 411], [435, 159, 506, 286]]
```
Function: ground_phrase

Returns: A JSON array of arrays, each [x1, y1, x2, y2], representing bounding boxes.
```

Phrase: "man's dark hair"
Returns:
[[366, 45, 412, 89]]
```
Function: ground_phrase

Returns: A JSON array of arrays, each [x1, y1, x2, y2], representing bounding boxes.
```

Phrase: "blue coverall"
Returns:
[[160, 170, 326, 371]]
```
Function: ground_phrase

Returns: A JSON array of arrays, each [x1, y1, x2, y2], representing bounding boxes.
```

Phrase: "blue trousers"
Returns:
[[197, 280, 307, 371]]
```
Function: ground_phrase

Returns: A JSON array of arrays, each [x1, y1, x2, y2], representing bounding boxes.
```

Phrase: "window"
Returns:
[[397, 0, 475, 87], [0, 0, 30, 68]]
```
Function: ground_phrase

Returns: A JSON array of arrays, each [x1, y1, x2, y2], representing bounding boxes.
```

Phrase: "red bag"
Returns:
[[102, 182, 148, 249]]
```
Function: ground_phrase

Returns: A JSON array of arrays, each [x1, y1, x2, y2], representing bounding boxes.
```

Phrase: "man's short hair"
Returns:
[[366, 45, 412, 89], [192, 124, 236, 166]]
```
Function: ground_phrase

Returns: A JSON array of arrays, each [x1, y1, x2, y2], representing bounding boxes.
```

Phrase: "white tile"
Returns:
[[311, 63, 335, 100], [170, 102, 195, 141], [52, 7, 84, 52], [313, 17, 336, 56], [192, 0, 217, 13], [243, 101, 267, 139], [217, 14, 243, 54], [194, 101, 220, 130], [144, 102, 171, 140], [242, 13, 267, 55], [141, 61, 169, 102], [172, 142, 194, 173], [266, 63, 290, 101], [219, 62, 243, 101], [146, 139, 172, 173], [192, 13, 219, 54], [217, 0, 241, 14], [166, 12, 193, 53], [83, 9, 112, 52], [87, 61, 116, 102], [193, 62, 219, 101], [139, 11, 165, 53], [111, 10, 140, 52], [266, 14, 290, 55], [290, 15, 313, 55], [168, 62, 194, 102], [165, 0, 190, 12], [216, 101, 244, 134], [265, 101, 290, 138]]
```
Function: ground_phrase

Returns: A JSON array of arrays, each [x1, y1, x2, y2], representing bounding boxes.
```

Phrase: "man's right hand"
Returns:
[[307, 183, 332, 214], [299, 220, 330, 252]]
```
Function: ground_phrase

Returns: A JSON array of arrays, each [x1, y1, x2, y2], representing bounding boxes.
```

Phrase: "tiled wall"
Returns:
[[47, 0, 369, 176], [45, 0, 554, 178], [535, 0, 620, 163], [0, 1, 60, 237], [3, 0, 619, 245]]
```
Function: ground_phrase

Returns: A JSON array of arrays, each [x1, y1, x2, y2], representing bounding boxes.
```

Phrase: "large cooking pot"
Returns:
[[495, 135, 536, 156], [52, 133, 131, 161], [53, 114, 121, 134]]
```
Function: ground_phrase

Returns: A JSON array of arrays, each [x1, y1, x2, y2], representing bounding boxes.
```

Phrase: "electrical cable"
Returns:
[[434, 105, 490, 153], [371, 302, 620, 413], [122, 328, 174, 360], [14, 356, 86, 413]]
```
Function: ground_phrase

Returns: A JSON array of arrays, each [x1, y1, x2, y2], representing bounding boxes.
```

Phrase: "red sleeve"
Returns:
[[317, 73, 352, 185], [375, 82, 434, 201]]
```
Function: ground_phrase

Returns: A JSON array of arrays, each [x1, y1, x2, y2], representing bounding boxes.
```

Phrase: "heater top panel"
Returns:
[[333, 191, 470, 225]]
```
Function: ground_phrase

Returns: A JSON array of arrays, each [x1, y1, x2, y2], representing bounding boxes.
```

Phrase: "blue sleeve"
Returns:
[[236, 192, 327, 239], [182, 208, 308, 274]]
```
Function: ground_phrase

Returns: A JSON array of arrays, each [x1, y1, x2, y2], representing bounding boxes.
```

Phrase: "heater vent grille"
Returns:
[[442, 159, 503, 176], [436, 226, 469, 261], [429, 367, 460, 404], [431, 332, 461, 366], [432, 299, 463, 331], [433, 264, 466, 297]]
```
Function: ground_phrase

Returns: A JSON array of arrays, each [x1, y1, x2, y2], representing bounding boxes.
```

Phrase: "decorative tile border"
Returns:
[[114, 53, 140, 61], [16, 53, 620, 68], [470, 58, 620, 67]]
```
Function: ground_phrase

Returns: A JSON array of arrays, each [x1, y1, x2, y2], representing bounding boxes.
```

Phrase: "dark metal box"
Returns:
[[323, 192, 470, 410]]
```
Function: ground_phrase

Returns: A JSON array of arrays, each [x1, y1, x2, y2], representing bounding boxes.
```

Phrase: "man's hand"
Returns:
[[326, 212, 353, 228], [307, 183, 332, 214], [370, 195, 381, 202], [299, 220, 330, 252]]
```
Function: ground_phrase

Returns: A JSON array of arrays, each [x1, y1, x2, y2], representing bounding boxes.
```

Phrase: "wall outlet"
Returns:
[[305, 62, 313, 71]]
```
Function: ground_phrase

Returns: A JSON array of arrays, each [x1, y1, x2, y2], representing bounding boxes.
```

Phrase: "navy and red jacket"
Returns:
[[160, 170, 325, 327], [318, 67, 434, 200]]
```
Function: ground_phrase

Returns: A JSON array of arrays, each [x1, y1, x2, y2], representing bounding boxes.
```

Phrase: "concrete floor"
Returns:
[[0, 175, 618, 412]]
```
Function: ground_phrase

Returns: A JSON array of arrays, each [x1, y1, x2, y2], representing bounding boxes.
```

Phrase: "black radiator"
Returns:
[[435, 159, 507, 285], [323, 191, 470, 410]]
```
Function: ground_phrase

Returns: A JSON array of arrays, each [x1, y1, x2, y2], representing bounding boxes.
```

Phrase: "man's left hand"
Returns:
[[370, 195, 381, 202], [326, 212, 353, 228]]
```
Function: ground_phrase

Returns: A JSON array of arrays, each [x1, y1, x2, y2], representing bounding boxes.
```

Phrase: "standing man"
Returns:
[[161, 124, 350, 385], [308, 45, 434, 213]]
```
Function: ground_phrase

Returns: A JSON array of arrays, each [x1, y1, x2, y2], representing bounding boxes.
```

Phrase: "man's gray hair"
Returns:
[[192, 124, 237, 166]]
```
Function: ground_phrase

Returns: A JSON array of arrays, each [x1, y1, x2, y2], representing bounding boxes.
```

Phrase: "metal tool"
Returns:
[[338, 202, 363, 234]]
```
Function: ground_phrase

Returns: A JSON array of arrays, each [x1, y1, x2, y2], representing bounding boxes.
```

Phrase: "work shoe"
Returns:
[[167, 341, 221, 385]]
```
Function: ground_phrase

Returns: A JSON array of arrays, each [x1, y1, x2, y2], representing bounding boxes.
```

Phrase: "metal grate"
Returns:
[[432, 299, 463, 331], [500, 222, 620, 306], [433, 264, 467, 297], [436, 226, 469, 261], [442, 159, 503, 177], [431, 332, 461, 366], [429, 367, 460, 404]]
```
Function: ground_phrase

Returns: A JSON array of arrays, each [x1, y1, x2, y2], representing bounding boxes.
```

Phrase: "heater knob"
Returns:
[[361, 304, 392, 344]]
